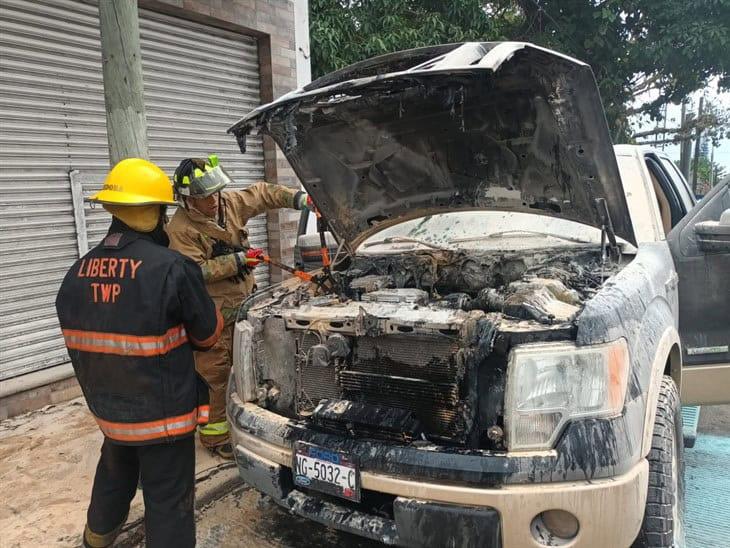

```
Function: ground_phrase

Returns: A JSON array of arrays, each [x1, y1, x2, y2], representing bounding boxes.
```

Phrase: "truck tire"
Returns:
[[632, 376, 685, 548]]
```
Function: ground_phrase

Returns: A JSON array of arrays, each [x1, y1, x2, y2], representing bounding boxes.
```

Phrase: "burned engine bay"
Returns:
[[243, 245, 624, 451]]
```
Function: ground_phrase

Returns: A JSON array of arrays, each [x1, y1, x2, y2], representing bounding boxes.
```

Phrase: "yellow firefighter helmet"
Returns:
[[90, 158, 176, 206]]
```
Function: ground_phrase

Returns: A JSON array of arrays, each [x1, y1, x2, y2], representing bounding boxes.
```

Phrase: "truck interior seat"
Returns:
[[650, 170, 672, 236]]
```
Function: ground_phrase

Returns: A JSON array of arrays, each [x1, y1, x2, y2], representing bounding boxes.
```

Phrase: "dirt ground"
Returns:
[[0, 398, 369, 548], [0, 398, 226, 547], [193, 485, 379, 548], [1, 399, 728, 547], [0, 399, 101, 546]]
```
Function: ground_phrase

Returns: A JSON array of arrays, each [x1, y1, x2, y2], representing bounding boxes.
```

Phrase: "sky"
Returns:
[[633, 84, 729, 175]]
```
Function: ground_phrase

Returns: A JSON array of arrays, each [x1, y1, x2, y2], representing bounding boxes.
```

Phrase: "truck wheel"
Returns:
[[633, 376, 685, 548]]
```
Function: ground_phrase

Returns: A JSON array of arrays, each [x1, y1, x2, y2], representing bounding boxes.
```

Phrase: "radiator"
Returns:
[[296, 333, 340, 413], [342, 334, 466, 441], [296, 331, 470, 442]]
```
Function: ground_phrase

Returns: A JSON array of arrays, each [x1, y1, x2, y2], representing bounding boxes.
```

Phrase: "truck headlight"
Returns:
[[505, 339, 629, 451], [232, 320, 257, 402]]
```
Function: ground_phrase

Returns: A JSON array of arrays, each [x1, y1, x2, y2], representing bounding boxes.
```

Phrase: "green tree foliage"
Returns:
[[309, 1, 517, 77], [514, 0, 730, 140], [692, 156, 727, 194], [310, 0, 730, 140]]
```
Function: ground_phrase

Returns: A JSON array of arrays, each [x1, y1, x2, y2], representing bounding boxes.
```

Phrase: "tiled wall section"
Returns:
[[144, 0, 302, 282]]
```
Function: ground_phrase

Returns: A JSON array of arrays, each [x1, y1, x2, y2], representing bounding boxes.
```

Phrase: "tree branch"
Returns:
[[630, 73, 662, 96], [632, 126, 682, 139], [635, 137, 684, 146]]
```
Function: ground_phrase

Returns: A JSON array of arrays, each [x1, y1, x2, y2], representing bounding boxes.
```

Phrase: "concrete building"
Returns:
[[0, 0, 310, 417]]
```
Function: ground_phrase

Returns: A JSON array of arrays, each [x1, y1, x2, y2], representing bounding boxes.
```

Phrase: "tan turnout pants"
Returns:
[[194, 324, 234, 449]]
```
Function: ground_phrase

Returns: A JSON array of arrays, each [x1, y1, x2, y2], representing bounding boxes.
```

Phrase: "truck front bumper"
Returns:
[[229, 395, 648, 548]]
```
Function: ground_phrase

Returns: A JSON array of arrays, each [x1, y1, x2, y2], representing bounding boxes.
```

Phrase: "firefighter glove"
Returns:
[[237, 248, 264, 267], [294, 192, 316, 212]]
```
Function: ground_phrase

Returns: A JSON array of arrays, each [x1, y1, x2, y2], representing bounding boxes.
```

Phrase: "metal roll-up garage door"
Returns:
[[84, 8, 268, 277], [86, 8, 267, 282], [0, 0, 110, 381], [0, 0, 265, 381]]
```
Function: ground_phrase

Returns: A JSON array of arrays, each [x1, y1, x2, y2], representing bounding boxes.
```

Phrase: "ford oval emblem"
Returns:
[[295, 475, 312, 486]]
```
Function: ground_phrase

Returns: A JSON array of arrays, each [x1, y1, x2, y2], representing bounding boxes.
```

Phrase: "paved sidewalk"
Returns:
[[0, 398, 236, 547], [685, 411, 730, 547]]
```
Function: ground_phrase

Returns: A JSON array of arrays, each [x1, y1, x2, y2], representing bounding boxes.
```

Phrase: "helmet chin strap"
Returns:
[[217, 193, 226, 228]]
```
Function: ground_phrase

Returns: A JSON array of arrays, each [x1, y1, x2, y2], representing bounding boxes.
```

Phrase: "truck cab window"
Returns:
[[659, 156, 696, 209], [645, 156, 687, 228]]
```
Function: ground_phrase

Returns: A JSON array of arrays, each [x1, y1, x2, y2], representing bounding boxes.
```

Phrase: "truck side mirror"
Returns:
[[295, 232, 338, 270], [694, 208, 730, 253]]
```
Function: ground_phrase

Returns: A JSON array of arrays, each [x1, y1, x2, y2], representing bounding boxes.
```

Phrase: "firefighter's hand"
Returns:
[[296, 193, 318, 214], [238, 248, 265, 267]]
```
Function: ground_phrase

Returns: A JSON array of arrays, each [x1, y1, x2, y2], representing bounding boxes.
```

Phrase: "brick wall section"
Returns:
[[144, 0, 301, 283]]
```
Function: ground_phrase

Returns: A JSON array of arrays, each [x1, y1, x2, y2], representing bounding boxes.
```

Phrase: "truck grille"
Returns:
[[341, 334, 466, 441]]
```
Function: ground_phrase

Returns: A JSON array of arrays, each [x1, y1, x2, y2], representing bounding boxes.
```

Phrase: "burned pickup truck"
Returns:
[[225, 43, 730, 547]]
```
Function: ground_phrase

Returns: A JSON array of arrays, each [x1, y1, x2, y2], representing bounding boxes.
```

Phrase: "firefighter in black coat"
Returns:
[[56, 158, 224, 548]]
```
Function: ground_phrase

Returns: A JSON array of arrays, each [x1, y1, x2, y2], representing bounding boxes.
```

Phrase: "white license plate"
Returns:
[[293, 442, 361, 502]]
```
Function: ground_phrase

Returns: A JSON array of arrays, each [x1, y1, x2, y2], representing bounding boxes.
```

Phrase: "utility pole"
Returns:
[[98, 0, 148, 165], [691, 96, 704, 195], [678, 101, 692, 179]]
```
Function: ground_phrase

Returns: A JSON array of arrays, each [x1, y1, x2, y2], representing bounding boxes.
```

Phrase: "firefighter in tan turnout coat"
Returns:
[[166, 155, 313, 457]]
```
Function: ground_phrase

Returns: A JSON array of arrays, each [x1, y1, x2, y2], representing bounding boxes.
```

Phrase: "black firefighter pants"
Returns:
[[87, 435, 195, 547]]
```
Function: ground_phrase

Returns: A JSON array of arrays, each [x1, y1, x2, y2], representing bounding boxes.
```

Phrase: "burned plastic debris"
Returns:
[[333, 247, 617, 324], [502, 278, 581, 323], [311, 399, 424, 443]]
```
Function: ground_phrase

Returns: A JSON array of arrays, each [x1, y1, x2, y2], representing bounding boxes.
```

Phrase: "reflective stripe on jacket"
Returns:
[[62, 325, 189, 356], [94, 406, 210, 442], [56, 219, 223, 445]]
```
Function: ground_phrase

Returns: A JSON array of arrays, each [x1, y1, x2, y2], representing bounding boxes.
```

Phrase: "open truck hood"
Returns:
[[229, 42, 635, 248]]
